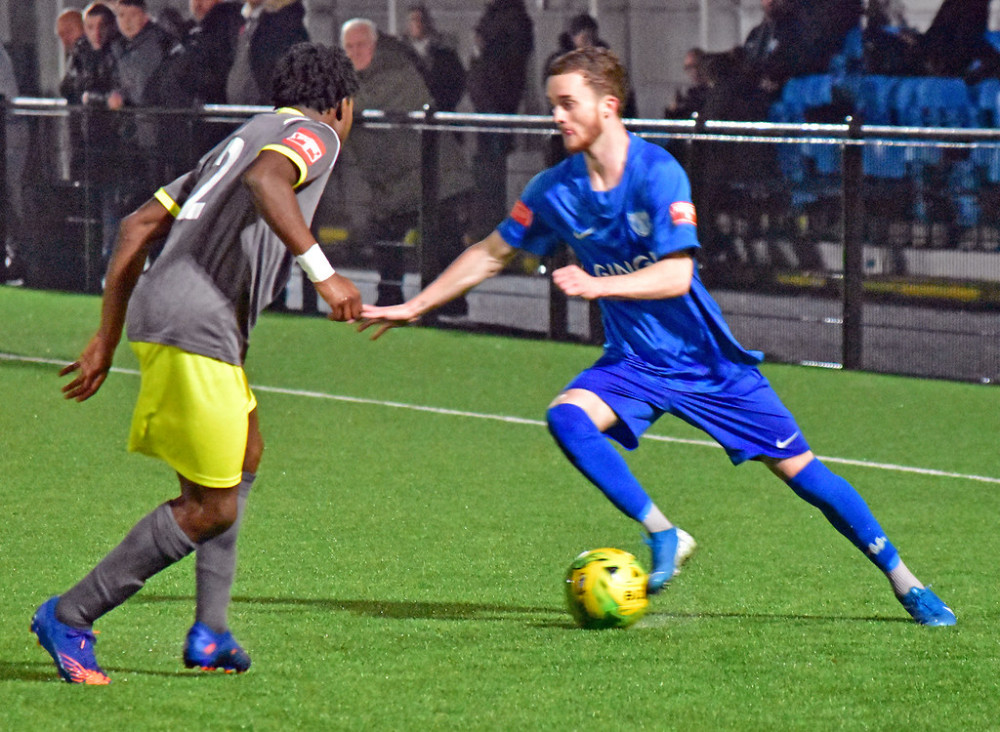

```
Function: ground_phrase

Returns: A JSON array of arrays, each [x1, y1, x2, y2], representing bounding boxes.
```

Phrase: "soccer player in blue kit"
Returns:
[[359, 47, 955, 626]]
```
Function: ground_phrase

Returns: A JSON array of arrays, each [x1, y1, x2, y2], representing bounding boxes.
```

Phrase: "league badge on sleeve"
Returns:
[[510, 200, 534, 228], [669, 201, 697, 226], [283, 128, 326, 164]]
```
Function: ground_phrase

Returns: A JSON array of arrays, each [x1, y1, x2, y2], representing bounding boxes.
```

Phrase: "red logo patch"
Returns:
[[283, 128, 326, 164], [510, 200, 533, 227], [669, 201, 697, 226]]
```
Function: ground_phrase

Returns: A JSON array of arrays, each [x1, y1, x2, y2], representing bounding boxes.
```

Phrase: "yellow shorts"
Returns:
[[128, 342, 257, 488]]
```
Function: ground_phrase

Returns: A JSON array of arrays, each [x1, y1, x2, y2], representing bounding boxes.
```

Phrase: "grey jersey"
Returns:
[[126, 108, 342, 364]]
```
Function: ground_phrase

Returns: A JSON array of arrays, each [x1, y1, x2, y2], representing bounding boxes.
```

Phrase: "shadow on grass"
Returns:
[[141, 594, 565, 623], [139, 594, 913, 627], [0, 661, 64, 682], [3, 658, 246, 683], [8, 601, 915, 683], [642, 609, 914, 625]]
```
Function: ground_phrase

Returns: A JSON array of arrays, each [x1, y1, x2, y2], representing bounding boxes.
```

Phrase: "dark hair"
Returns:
[[84, 2, 116, 25], [568, 13, 598, 37], [116, 0, 146, 7], [271, 43, 360, 112], [547, 46, 629, 117]]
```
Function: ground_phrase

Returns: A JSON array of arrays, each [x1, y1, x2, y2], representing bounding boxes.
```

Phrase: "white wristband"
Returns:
[[295, 243, 336, 283]]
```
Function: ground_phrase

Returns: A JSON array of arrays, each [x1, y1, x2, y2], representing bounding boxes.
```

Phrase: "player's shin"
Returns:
[[785, 459, 902, 573], [195, 472, 254, 633], [546, 403, 652, 521], [56, 502, 197, 629]]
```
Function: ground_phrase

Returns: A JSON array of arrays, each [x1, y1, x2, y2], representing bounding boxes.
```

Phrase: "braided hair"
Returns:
[[271, 43, 360, 113]]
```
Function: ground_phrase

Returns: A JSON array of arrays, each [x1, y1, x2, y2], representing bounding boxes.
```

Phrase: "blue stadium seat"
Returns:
[[890, 77, 922, 126], [971, 78, 1000, 127], [971, 144, 1000, 183], [857, 75, 897, 125], [776, 142, 806, 184], [801, 74, 834, 111], [864, 143, 908, 179], [779, 77, 808, 122], [916, 78, 972, 128]]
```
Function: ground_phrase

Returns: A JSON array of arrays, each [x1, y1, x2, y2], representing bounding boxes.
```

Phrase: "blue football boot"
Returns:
[[645, 527, 697, 595], [899, 587, 956, 626], [183, 622, 252, 673], [31, 596, 110, 685]]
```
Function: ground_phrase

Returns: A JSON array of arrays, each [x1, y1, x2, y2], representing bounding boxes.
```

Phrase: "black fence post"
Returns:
[[0, 96, 8, 269], [841, 115, 865, 370], [419, 105, 440, 323]]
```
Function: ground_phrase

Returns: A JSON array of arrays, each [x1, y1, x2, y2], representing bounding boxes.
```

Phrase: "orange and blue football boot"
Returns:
[[183, 622, 251, 673], [31, 596, 110, 685]]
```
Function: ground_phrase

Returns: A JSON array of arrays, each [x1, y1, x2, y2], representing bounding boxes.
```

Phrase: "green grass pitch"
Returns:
[[1, 287, 999, 729]]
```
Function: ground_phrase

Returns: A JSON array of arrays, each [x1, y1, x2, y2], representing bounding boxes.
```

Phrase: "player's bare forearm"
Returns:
[[553, 253, 694, 301], [358, 231, 515, 339], [61, 198, 173, 401], [243, 151, 317, 256], [245, 151, 363, 320]]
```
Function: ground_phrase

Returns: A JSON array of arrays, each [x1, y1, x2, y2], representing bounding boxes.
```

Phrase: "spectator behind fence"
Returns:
[[61, 3, 120, 108], [742, 0, 860, 108], [557, 14, 637, 117], [665, 48, 709, 119], [466, 0, 534, 239], [340, 18, 474, 311], [156, 6, 193, 41], [403, 4, 466, 112], [1, 44, 29, 284], [543, 13, 636, 167], [108, 0, 178, 112], [917, 0, 1000, 80], [225, 0, 308, 105], [56, 9, 86, 57], [59, 3, 122, 264], [103, 0, 180, 267], [863, 0, 923, 75], [182, 0, 242, 105]]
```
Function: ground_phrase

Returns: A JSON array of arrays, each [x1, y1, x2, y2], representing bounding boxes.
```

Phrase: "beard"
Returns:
[[560, 115, 604, 154]]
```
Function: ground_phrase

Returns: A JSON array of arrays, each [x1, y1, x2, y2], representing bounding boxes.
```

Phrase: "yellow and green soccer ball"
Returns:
[[565, 548, 649, 629]]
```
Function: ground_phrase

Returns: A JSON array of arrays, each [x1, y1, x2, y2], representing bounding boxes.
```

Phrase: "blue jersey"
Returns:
[[497, 133, 762, 390]]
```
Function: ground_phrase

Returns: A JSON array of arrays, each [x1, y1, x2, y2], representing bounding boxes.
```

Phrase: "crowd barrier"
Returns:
[[1, 97, 997, 384]]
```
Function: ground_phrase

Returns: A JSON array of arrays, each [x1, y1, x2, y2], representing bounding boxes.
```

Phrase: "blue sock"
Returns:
[[547, 403, 653, 521], [787, 459, 900, 572]]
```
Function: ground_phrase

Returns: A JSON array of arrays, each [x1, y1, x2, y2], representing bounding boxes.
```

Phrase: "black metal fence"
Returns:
[[2, 97, 998, 384]]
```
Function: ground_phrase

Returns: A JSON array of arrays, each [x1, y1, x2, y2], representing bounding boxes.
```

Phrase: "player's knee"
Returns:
[[547, 403, 595, 445], [172, 486, 238, 542]]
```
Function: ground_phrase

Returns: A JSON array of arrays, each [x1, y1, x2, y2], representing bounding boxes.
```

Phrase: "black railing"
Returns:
[[2, 98, 998, 383]]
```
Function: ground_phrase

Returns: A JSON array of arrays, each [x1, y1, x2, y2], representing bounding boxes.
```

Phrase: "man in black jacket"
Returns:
[[466, 0, 534, 239], [225, 0, 309, 105]]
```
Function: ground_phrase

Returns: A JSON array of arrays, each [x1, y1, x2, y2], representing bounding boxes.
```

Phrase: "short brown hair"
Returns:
[[547, 46, 629, 117]]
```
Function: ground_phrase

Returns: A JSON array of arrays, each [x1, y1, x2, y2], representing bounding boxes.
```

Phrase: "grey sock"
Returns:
[[194, 472, 254, 633], [56, 502, 196, 629]]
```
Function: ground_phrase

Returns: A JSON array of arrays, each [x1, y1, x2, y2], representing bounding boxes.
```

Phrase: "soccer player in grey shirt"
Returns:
[[31, 43, 361, 684]]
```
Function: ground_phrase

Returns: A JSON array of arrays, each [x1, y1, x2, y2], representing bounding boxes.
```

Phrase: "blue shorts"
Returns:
[[565, 355, 811, 465]]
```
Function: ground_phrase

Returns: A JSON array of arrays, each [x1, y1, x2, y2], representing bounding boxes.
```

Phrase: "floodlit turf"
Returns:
[[1, 287, 999, 729]]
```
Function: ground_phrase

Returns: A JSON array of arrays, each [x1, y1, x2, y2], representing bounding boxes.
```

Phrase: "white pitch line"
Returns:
[[4, 351, 999, 485]]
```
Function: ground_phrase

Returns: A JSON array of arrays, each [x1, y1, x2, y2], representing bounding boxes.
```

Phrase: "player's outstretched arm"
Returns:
[[60, 198, 174, 401], [243, 150, 362, 322], [358, 231, 516, 340], [552, 251, 695, 301]]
